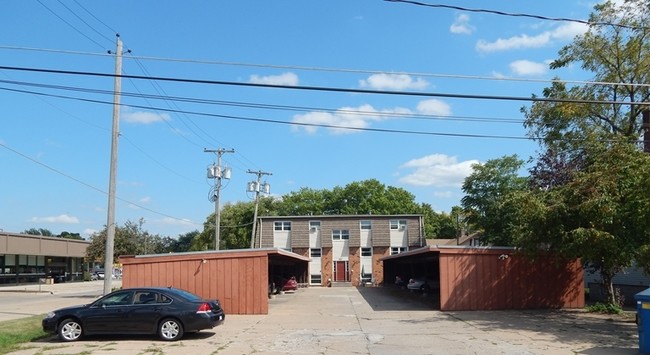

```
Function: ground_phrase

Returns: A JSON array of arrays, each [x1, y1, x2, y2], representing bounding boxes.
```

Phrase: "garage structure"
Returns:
[[120, 248, 309, 315], [382, 246, 585, 311]]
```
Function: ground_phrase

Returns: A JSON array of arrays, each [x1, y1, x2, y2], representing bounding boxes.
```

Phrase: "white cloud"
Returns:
[[476, 22, 588, 53], [416, 99, 452, 116], [509, 60, 547, 76], [398, 154, 479, 187], [292, 104, 411, 135], [551, 22, 588, 41], [359, 74, 429, 90], [476, 33, 551, 52], [139, 196, 151, 204], [450, 14, 475, 35], [30, 214, 80, 224], [249, 72, 299, 86], [123, 110, 170, 124]]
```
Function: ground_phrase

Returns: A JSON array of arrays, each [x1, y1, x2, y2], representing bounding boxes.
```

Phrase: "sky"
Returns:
[[0, 1, 605, 238]]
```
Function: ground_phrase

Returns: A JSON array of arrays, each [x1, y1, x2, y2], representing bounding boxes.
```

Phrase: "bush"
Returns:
[[586, 302, 623, 314]]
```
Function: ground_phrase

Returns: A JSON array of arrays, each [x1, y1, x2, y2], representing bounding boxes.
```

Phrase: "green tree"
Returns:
[[515, 142, 650, 304], [58, 231, 83, 240], [519, 0, 650, 305], [196, 179, 437, 250], [22, 228, 52, 236], [461, 155, 528, 246], [85, 219, 163, 263], [194, 199, 275, 251], [162, 230, 199, 253], [523, 0, 650, 151]]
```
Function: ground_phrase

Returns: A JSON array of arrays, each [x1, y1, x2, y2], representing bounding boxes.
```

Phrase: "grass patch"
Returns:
[[0, 315, 48, 354]]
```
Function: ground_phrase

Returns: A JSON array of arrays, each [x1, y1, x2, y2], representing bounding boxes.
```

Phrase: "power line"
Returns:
[[384, 0, 647, 30], [0, 78, 525, 124], [3, 45, 650, 90], [35, 0, 106, 49], [0, 142, 201, 227], [4, 84, 642, 144], [54, 0, 115, 45], [0, 85, 530, 140], [71, 0, 118, 36], [2, 65, 649, 106]]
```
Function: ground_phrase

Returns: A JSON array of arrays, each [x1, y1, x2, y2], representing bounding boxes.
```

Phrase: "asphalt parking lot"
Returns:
[[0, 281, 641, 354]]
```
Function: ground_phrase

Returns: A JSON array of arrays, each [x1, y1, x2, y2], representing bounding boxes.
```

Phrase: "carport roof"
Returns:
[[381, 245, 517, 261], [120, 247, 310, 263]]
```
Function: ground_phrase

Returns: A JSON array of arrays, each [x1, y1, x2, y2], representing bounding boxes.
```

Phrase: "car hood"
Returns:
[[52, 304, 90, 313]]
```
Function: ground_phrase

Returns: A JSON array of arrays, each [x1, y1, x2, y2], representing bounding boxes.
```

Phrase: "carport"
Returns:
[[120, 248, 309, 315], [382, 246, 584, 311]]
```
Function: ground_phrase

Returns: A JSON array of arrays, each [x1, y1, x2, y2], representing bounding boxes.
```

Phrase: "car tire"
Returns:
[[158, 318, 184, 341], [58, 318, 83, 342]]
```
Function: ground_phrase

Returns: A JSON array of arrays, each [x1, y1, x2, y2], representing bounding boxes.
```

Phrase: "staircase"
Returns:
[[331, 281, 352, 287]]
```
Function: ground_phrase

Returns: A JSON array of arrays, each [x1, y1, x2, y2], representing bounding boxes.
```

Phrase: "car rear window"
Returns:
[[166, 288, 201, 301]]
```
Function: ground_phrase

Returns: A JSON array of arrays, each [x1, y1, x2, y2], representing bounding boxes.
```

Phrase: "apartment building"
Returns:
[[256, 215, 424, 286]]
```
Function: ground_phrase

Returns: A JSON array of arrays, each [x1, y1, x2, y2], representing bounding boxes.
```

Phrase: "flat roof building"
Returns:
[[0, 232, 90, 285]]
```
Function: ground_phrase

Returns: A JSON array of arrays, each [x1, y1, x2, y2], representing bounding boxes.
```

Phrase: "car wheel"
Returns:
[[158, 318, 184, 341], [58, 318, 82, 342]]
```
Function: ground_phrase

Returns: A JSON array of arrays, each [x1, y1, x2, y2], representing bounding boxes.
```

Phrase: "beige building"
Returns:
[[256, 214, 425, 286], [0, 232, 90, 285]]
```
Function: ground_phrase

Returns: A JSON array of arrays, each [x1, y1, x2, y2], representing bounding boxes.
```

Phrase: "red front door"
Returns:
[[334, 261, 348, 282]]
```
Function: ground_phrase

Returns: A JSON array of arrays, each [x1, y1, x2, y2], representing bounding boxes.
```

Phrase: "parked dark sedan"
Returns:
[[43, 287, 225, 342]]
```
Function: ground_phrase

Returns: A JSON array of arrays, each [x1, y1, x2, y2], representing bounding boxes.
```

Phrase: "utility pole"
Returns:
[[205, 148, 234, 250], [247, 170, 272, 248], [103, 35, 123, 295]]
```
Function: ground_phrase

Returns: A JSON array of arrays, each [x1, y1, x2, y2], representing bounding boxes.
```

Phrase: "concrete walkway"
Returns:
[[0, 282, 640, 354]]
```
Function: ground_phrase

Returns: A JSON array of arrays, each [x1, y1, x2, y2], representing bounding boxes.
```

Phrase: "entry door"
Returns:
[[334, 261, 348, 282]]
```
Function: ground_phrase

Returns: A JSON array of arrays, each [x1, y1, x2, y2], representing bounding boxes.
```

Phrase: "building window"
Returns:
[[309, 221, 321, 231], [360, 220, 372, 230], [310, 274, 322, 284], [274, 221, 291, 231], [310, 248, 322, 257], [390, 220, 407, 230], [390, 247, 406, 255], [361, 247, 372, 257], [332, 229, 350, 240]]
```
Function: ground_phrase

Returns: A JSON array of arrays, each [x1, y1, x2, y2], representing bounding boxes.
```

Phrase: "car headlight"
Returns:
[[44, 312, 56, 319]]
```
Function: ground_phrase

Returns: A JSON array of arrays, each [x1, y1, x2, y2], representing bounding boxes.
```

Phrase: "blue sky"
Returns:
[[0, 1, 603, 238]]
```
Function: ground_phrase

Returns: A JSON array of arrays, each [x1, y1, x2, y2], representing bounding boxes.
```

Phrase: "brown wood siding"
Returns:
[[290, 220, 310, 248], [406, 217, 423, 247], [438, 249, 584, 311], [121, 251, 269, 315], [259, 220, 274, 248], [370, 218, 390, 246], [349, 226, 361, 248]]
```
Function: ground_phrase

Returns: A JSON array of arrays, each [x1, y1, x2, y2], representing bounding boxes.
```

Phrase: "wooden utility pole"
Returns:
[[247, 170, 272, 248], [104, 35, 123, 295]]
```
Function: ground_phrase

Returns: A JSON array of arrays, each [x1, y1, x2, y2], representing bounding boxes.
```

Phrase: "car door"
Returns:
[[83, 290, 135, 334], [128, 291, 165, 333]]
